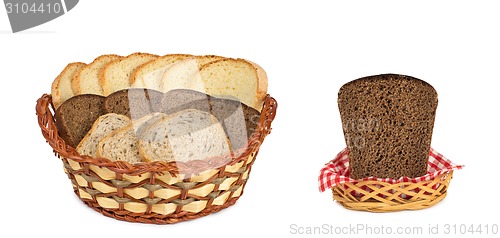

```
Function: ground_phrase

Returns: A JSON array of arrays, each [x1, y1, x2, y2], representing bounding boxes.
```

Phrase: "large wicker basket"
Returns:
[[36, 94, 277, 224]]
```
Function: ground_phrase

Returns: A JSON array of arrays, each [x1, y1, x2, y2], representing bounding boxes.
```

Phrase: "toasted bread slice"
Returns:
[[51, 62, 86, 109], [100, 52, 159, 96]]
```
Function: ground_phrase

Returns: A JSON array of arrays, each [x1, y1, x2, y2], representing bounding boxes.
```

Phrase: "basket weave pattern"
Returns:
[[332, 171, 452, 212], [36, 94, 277, 224]]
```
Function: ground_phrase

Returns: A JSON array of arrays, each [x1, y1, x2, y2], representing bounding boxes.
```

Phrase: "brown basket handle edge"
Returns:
[[259, 94, 277, 138]]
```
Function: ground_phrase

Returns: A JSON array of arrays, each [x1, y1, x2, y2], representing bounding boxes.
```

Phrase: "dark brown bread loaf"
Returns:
[[104, 88, 163, 119], [338, 74, 438, 179], [54, 94, 106, 147]]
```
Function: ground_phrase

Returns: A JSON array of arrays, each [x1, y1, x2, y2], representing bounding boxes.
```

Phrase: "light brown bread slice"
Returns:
[[72, 54, 123, 95], [51, 62, 86, 109], [129, 54, 192, 91], [76, 113, 131, 157], [100, 52, 159, 96], [160, 55, 225, 92], [95, 113, 167, 163], [139, 109, 232, 163], [193, 58, 268, 111], [96, 124, 142, 163]]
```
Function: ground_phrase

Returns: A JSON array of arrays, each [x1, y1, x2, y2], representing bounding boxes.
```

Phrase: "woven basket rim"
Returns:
[[36, 93, 277, 176]]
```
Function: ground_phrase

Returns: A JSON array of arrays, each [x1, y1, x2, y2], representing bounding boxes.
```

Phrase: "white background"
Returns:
[[1, 0, 499, 237]]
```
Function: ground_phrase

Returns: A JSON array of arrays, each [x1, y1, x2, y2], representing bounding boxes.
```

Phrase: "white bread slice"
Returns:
[[129, 54, 192, 91], [95, 113, 167, 163], [72, 54, 123, 95], [51, 62, 86, 109], [193, 58, 268, 111], [76, 113, 131, 157], [100, 52, 159, 96], [138, 109, 232, 163], [160, 55, 225, 92]]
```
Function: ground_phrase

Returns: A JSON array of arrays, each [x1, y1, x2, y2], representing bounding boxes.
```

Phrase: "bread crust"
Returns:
[[242, 59, 268, 110]]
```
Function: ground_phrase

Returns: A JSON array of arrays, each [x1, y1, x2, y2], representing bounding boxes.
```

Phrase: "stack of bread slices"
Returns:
[[51, 53, 268, 164]]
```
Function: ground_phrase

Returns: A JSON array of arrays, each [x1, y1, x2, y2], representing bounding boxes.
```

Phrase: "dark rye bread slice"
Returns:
[[160, 88, 210, 113], [54, 94, 106, 148], [338, 74, 438, 179], [160, 89, 261, 151], [104, 88, 163, 119]]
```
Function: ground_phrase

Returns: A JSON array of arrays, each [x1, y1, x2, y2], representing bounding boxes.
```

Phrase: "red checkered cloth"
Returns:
[[318, 148, 464, 192]]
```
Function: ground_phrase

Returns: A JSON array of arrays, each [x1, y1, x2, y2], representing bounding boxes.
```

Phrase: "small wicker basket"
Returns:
[[332, 171, 453, 212], [320, 148, 462, 213], [36, 94, 277, 224]]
